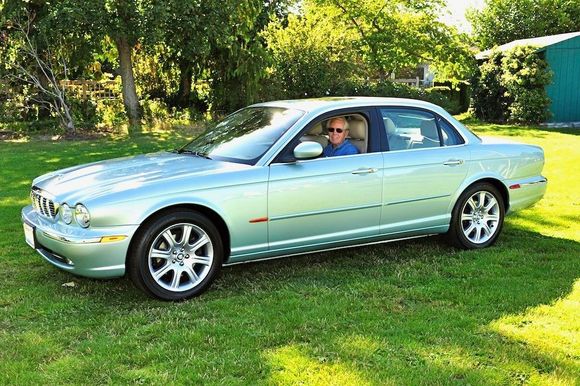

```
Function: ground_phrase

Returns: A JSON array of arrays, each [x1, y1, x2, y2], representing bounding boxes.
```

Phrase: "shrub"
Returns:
[[471, 46, 551, 123], [471, 50, 509, 122], [501, 46, 552, 123]]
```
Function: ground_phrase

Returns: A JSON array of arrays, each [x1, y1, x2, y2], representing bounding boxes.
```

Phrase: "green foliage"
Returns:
[[96, 99, 126, 128], [2, 0, 474, 128], [501, 46, 552, 123], [262, 0, 474, 107], [262, 3, 359, 99], [468, 0, 580, 49], [471, 46, 552, 123], [471, 50, 508, 122], [207, 1, 278, 113], [309, 0, 475, 81]]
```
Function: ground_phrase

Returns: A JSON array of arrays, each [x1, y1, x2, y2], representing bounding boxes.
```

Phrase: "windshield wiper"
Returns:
[[175, 148, 212, 159]]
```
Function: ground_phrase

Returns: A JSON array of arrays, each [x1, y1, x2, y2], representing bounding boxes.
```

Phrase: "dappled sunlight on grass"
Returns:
[[490, 279, 580, 365], [337, 334, 382, 357], [1, 119, 579, 384], [418, 345, 480, 374], [265, 344, 373, 386]]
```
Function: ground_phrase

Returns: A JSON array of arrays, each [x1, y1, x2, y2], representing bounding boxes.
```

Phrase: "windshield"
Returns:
[[181, 107, 304, 164]]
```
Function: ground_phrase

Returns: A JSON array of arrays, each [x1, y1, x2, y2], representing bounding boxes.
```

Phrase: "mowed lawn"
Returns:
[[0, 120, 578, 385]]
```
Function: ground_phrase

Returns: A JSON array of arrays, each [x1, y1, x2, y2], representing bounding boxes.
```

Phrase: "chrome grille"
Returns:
[[31, 189, 58, 219]]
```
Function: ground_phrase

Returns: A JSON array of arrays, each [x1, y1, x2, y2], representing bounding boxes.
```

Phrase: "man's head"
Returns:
[[327, 117, 349, 147]]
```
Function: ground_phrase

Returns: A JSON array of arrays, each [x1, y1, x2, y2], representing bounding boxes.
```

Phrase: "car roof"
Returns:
[[252, 97, 445, 115]]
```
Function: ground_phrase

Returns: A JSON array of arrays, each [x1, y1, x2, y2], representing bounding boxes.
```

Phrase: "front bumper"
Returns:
[[22, 205, 139, 278]]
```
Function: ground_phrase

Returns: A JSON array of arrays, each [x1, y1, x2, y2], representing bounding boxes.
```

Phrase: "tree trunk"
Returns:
[[115, 37, 141, 127], [176, 60, 193, 108]]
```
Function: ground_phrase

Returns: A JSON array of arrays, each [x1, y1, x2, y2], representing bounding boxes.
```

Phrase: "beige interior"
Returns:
[[300, 114, 368, 154]]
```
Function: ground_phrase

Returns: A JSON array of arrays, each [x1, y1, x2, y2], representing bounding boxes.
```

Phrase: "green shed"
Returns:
[[476, 32, 580, 123]]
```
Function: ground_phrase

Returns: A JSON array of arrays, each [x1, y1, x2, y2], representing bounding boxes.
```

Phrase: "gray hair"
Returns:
[[327, 116, 349, 131]]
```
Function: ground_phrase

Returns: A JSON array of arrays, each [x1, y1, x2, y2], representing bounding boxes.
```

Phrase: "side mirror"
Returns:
[[293, 141, 323, 160]]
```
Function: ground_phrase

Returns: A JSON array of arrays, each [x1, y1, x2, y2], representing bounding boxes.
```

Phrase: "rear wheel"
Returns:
[[128, 210, 223, 300], [447, 183, 505, 249]]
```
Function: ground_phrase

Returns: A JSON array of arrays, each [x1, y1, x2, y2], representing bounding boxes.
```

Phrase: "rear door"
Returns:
[[379, 107, 470, 235]]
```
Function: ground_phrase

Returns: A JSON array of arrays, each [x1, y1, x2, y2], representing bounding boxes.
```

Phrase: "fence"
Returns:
[[393, 77, 421, 88], [60, 80, 119, 100]]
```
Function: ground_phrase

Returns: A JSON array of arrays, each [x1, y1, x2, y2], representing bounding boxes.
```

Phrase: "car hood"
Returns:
[[33, 151, 248, 203]]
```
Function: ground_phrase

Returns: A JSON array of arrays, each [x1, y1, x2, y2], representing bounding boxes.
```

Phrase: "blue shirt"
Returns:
[[323, 139, 359, 157]]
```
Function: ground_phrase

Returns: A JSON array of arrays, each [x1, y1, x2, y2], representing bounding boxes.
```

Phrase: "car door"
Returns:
[[379, 107, 470, 235], [267, 111, 383, 253]]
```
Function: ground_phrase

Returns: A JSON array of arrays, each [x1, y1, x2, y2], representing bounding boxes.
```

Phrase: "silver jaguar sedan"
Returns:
[[22, 97, 547, 300]]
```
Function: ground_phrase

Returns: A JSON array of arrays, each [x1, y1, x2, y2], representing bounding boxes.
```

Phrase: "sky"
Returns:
[[440, 0, 486, 32]]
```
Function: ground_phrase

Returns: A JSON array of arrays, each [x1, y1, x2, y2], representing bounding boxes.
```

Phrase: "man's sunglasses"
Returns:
[[327, 127, 344, 133]]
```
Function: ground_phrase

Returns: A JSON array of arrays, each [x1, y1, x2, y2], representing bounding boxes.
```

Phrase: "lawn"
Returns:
[[0, 120, 578, 385]]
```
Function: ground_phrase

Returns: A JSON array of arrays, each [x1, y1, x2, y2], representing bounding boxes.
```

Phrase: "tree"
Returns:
[[208, 0, 292, 113], [43, 0, 168, 126], [263, 2, 359, 98], [4, 11, 75, 132], [468, 0, 580, 49], [264, 0, 474, 90]]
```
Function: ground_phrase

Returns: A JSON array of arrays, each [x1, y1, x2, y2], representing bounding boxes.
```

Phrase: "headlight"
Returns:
[[75, 204, 91, 228], [60, 203, 73, 224]]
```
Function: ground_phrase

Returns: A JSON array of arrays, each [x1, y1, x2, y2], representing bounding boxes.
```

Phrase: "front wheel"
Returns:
[[447, 183, 505, 249], [128, 210, 223, 300]]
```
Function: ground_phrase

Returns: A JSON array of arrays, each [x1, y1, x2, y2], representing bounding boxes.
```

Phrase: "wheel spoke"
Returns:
[[484, 199, 497, 213], [181, 225, 193, 246], [474, 226, 482, 242], [153, 263, 173, 280], [183, 265, 200, 283], [161, 230, 177, 249], [170, 269, 182, 289], [478, 192, 487, 208], [466, 197, 477, 211], [191, 255, 212, 266], [482, 223, 492, 237], [151, 248, 171, 260], [485, 214, 500, 222], [461, 213, 474, 222], [189, 234, 209, 254], [464, 223, 476, 238]]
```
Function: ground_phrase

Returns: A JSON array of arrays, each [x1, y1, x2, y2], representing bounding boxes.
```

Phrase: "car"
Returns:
[[21, 97, 547, 300]]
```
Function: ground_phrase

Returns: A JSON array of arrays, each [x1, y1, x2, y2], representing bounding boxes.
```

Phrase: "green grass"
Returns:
[[0, 120, 578, 385]]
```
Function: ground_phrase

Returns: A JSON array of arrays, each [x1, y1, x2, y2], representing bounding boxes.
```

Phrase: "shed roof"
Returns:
[[476, 31, 580, 60]]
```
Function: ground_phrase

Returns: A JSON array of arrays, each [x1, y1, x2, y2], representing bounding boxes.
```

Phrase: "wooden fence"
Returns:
[[60, 80, 119, 100], [393, 77, 421, 88]]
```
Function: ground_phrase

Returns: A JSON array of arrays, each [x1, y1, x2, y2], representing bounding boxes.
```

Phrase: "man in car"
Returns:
[[323, 117, 359, 157]]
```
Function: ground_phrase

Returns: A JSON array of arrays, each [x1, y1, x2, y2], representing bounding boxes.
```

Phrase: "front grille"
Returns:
[[31, 188, 58, 219]]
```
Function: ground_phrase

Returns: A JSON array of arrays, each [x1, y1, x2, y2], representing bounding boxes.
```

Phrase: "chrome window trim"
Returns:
[[381, 143, 468, 154]]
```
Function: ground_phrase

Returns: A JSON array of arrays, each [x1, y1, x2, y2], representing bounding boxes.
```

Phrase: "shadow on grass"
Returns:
[[1, 217, 578, 383]]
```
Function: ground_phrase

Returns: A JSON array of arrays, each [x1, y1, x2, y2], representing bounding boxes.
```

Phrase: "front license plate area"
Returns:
[[23, 222, 35, 249]]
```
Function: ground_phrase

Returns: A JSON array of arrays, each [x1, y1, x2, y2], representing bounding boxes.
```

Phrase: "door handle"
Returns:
[[443, 159, 464, 166], [351, 168, 378, 175]]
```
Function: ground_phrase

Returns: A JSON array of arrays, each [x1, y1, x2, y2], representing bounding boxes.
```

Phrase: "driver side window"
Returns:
[[299, 114, 369, 156]]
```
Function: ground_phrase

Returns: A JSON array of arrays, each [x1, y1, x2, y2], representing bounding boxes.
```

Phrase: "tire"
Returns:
[[447, 183, 505, 249], [128, 210, 223, 300]]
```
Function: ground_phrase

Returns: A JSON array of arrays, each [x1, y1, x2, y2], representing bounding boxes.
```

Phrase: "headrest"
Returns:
[[420, 119, 438, 138], [384, 117, 396, 134], [308, 123, 323, 135], [348, 119, 366, 139]]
